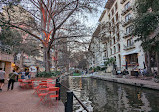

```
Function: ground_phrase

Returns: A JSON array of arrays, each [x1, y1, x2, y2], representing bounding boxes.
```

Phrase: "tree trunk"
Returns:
[[19, 51, 24, 69], [156, 52, 159, 75], [43, 47, 51, 72], [146, 51, 152, 74]]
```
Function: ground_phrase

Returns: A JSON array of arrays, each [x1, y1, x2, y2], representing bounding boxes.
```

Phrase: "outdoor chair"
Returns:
[[48, 87, 60, 106], [18, 79, 23, 86], [33, 83, 48, 95], [38, 92, 49, 104], [47, 83, 55, 88], [28, 80, 35, 88], [18, 79, 30, 89]]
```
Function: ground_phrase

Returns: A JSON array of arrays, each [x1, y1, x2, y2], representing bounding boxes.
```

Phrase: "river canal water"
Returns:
[[61, 76, 159, 112]]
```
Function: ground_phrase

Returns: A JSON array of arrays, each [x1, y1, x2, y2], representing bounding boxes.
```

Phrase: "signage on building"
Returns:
[[29, 66, 37, 72]]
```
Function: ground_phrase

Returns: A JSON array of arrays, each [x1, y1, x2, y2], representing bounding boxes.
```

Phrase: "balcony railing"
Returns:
[[103, 57, 108, 61], [122, 17, 133, 27], [120, 0, 127, 4], [123, 43, 135, 50], [121, 6, 132, 16]]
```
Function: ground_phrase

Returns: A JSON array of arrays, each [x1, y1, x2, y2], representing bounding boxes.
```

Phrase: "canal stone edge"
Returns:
[[91, 75, 159, 91]]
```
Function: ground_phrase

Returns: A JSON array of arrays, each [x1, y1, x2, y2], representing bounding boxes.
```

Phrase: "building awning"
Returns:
[[122, 49, 139, 56]]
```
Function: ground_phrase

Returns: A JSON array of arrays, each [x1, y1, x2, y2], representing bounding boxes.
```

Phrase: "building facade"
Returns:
[[88, 0, 146, 72]]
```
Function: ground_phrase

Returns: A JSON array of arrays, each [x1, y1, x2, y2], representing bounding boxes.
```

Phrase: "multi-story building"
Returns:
[[88, 0, 146, 73]]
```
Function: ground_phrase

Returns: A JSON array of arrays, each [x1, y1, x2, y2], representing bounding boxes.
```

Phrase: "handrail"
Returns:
[[60, 83, 89, 112], [73, 94, 89, 112]]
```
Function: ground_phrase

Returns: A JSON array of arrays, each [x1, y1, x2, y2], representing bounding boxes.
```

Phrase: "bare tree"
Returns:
[[0, 0, 104, 72]]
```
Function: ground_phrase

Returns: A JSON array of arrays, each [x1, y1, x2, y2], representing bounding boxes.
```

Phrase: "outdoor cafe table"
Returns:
[[21, 80, 32, 89]]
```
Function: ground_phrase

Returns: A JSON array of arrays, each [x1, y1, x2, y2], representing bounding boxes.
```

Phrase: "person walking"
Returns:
[[8, 70, 17, 90], [20, 70, 26, 79], [25, 69, 30, 79], [0, 68, 6, 91]]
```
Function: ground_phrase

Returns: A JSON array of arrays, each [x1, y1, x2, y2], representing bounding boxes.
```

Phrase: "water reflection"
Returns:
[[61, 77, 159, 112]]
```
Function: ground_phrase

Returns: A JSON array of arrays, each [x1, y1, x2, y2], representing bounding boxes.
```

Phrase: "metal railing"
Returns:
[[56, 77, 89, 112]]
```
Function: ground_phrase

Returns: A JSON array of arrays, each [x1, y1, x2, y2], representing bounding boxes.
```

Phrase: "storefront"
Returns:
[[125, 53, 138, 66], [0, 52, 14, 79]]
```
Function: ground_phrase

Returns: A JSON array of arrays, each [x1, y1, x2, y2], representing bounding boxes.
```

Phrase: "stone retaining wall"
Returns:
[[91, 75, 159, 91]]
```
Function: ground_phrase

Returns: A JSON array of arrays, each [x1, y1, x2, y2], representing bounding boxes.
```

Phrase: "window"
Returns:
[[126, 25, 133, 34], [112, 18, 114, 24], [114, 46, 116, 53], [108, 14, 110, 20], [109, 31, 111, 36], [111, 8, 114, 16], [116, 24, 119, 33], [116, 13, 118, 22], [125, 2, 130, 10], [117, 33, 120, 41], [113, 37, 115, 44], [115, 3, 118, 11], [127, 38, 133, 47], [110, 48, 112, 55], [118, 44, 120, 52], [113, 27, 115, 34], [110, 40, 112, 46], [125, 14, 131, 22]]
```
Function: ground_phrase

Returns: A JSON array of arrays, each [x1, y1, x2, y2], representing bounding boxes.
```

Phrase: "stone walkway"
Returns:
[[0, 82, 64, 112], [91, 74, 159, 90]]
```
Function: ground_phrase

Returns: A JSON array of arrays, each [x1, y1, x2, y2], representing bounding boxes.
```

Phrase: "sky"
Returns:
[[83, 1, 107, 29]]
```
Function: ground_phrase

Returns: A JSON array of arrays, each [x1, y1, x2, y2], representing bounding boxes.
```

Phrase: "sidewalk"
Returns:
[[91, 74, 159, 90], [0, 82, 64, 112]]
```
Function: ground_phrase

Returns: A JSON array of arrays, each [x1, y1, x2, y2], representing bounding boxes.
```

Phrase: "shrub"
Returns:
[[36, 71, 61, 78], [96, 66, 101, 71], [93, 67, 96, 72], [89, 67, 93, 70], [101, 67, 106, 71]]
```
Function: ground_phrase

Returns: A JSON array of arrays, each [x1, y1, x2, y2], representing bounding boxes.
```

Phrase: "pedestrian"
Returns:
[[143, 68, 147, 76], [0, 68, 6, 91], [8, 70, 17, 90], [135, 69, 139, 78], [122, 69, 129, 75], [154, 70, 157, 78], [139, 69, 143, 76], [25, 69, 30, 79], [14, 70, 19, 81], [20, 69, 25, 79]]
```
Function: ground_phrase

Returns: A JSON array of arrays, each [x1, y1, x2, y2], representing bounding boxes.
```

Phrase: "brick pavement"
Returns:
[[0, 82, 64, 112]]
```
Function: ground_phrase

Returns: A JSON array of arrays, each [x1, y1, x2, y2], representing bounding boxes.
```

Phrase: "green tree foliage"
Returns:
[[133, 0, 159, 74], [0, 27, 40, 56], [133, 0, 159, 52], [104, 57, 116, 67], [135, 0, 159, 15]]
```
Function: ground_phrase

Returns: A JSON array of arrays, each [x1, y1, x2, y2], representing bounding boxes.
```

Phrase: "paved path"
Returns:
[[0, 82, 64, 112], [91, 74, 159, 90]]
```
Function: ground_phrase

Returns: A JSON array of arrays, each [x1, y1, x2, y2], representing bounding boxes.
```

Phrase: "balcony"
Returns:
[[123, 43, 135, 50], [103, 57, 108, 61], [121, 6, 132, 16], [122, 17, 133, 27], [123, 32, 132, 38], [120, 0, 127, 4]]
